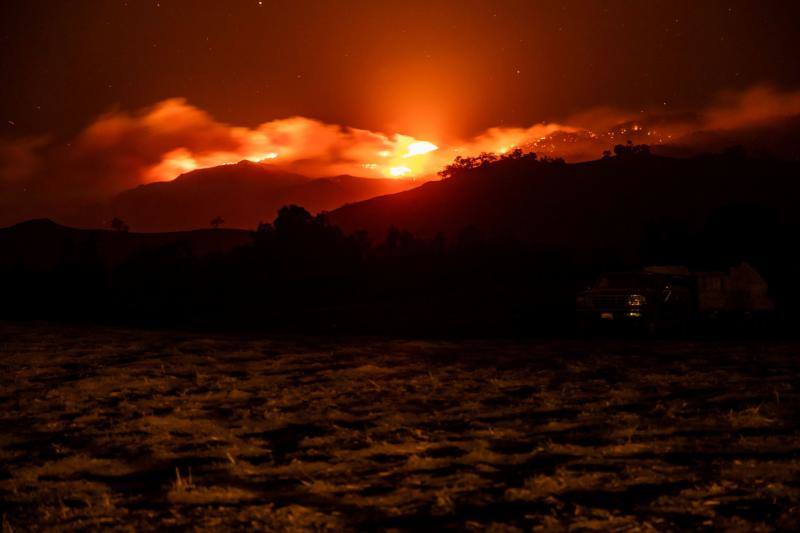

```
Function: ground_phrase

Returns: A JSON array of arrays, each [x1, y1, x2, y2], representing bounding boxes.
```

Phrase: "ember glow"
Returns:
[[2, 84, 800, 227], [114, 101, 445, 183], [74, 84, 794, 190], [389, 166, 412, 177], [403, 141, 439, 158], [0, 0, 798, 224]]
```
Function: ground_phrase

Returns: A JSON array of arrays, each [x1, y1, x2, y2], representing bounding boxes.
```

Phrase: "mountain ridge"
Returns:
[[328, 153, 800, 248], [59, 160, 422, 232]]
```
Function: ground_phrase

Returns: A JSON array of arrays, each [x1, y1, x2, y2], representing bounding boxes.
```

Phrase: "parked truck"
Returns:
[[576, 262, 773, 333]]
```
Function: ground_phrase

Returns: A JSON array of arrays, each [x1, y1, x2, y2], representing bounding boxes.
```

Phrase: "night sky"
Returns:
[[1, 0, 799, 224], [2, 0, 799, 140]]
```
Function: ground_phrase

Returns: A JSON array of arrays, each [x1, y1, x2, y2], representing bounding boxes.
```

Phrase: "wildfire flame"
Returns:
[[403, 141, 438, 158], [389, 166, 412, 177], [139, 108, 443, 182], [29, 84, 799, 197]]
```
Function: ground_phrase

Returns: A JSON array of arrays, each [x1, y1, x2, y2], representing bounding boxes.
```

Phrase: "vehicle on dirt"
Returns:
[[576, 263, 775, 334], [576, 271, 693, 334]]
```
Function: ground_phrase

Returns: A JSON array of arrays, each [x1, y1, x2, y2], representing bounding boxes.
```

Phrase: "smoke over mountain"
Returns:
[[1, 84, 799, 226]]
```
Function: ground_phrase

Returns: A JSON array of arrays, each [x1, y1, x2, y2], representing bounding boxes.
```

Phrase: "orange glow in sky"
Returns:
[[67, 84, 800, 190], [139, 106, 444, 182], [389, 165, 412, 177], [403, 141, 439, 158]]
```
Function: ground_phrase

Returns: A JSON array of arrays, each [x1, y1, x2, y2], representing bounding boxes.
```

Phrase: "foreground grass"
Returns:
[[1, 323, 798, 531]]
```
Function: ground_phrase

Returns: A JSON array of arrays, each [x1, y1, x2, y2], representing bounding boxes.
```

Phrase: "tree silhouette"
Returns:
[[110, 217, 129, 233], [274, 205, 313, 236], [438, 149, 539, 179], [613, 141, 651, 158], [210, 216, 225, 229], [723, 145, 747, 160]]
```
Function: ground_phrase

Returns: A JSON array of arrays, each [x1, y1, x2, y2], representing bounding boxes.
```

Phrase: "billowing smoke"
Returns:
[[66, 98, 443, 190], [703, 85, 800, 131], [1, 84, 799, 225]]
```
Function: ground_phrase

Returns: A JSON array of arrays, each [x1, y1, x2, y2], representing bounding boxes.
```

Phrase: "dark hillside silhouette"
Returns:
[[0, 219, 251, 271], [655, 114, 800, 160], [329, 150, 800, 251], [60, 160, 421, 232], [3, 151, 800, 334]]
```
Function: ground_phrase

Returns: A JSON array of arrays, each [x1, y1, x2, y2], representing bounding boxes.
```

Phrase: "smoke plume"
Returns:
[[1, 84, 799, 226]]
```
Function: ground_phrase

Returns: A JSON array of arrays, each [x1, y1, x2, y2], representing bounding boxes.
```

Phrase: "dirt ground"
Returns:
[[1, 322, 798, 531]]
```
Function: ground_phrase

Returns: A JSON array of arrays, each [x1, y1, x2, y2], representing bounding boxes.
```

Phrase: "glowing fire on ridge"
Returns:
[[376, 138, 439, 179], [56, 86, 800, 191], [403, 141, 438, 158], [144, 110, 442, 182], [389, 166, 412, 177]]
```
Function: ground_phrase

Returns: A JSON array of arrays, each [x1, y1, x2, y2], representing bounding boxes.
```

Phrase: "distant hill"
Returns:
[[657, 115, 800, 160], [0, 219, 252, 271], [328, 153, 800, 249], [61, 160, 421, 232], [9, 153, 800, 270], [5, 153, 800, 331]]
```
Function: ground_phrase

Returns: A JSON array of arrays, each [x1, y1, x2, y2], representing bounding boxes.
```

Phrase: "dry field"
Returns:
[[1, 322, 799, 531]]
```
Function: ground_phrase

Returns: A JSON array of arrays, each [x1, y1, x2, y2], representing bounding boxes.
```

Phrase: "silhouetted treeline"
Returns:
[[0, 207, 588, 334], [3, 149, 800, 336]]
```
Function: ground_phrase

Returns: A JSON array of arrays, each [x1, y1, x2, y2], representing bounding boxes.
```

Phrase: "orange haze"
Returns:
[[1, 84, 800, 226], [75, 84, 800, 191]]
